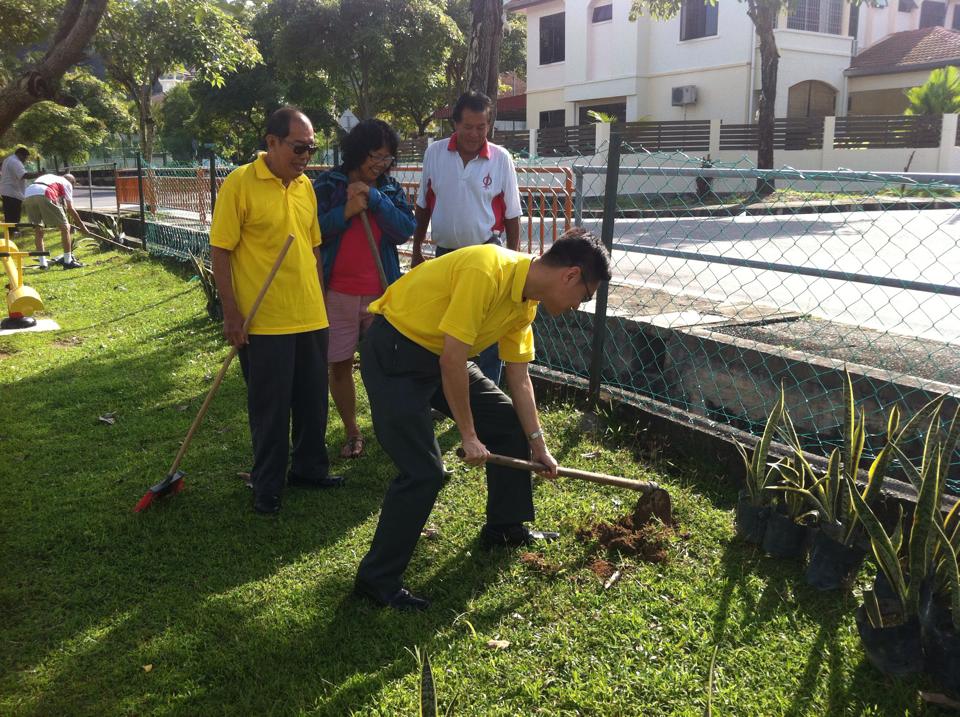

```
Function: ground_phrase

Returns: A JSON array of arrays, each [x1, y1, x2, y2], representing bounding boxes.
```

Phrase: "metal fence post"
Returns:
[[87, 166, 94, 210], [208, 148, 217, 214], [136, 151, 147, 250], [587, 123, 622, 407]]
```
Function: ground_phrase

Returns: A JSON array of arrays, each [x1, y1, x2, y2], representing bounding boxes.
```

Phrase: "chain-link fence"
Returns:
[[533, 133, 960, 494]]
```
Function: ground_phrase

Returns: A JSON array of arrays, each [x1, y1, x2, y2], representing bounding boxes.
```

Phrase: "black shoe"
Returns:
[[36, 264, 50, 271], [61, 258, 84, 269], [288, 473, 345, 489], [355, 582, 430, 611], [480, 524, 560, 550], [253, 494, 281, 514]]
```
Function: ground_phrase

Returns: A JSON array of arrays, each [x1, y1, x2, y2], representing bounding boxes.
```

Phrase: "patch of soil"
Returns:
[[519, 551, 560, 576], [588, 558, 616, 581], [576, 490, 677, 564], [53, 335, 84, 347]]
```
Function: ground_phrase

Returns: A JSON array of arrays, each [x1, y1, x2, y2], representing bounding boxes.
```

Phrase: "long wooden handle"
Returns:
[[359, 210, 389, 292], [457, 449, 663, 494], [167, 234, 296, 475]]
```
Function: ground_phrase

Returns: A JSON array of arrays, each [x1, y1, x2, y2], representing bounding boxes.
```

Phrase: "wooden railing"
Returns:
[[719, 117, 825, 151], [621, 120, 711, 153], [833, 115, 941, 149]]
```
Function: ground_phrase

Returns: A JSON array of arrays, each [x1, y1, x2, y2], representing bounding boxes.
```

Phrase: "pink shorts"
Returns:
[[325, 289, 379, 362]]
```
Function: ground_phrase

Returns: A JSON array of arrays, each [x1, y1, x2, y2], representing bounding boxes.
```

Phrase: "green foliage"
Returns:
[[848, 398, 959, 626], [96, 0, 261, 161], [904, 66, 960, 116], [0, 0, 61, 82], [734, 386, 785, 507], [587, 110, 618, 124], [13, 101, 107, 166], [62, 70, 135, 136], [777, 373, 901, 544]]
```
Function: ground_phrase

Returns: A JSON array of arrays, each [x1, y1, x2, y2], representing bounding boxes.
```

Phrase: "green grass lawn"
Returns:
[[0, 244, 949, 715]]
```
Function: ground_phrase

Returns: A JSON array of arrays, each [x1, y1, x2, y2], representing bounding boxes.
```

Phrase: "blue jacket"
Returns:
[[313, 167, 415, 289]]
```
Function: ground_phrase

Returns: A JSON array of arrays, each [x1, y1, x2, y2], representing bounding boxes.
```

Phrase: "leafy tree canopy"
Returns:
[[13, 100, 107, 166]]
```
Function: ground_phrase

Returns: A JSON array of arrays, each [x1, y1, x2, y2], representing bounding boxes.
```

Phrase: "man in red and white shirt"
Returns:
[[24, 173, 91, 269], [411, 91, 523, 383]]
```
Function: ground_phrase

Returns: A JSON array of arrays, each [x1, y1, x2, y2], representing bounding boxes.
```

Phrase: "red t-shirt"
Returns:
[[328, 212, 383, 295]]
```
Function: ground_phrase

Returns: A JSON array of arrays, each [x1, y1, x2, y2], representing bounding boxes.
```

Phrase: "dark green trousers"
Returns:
[[356, 316, 534, 600]]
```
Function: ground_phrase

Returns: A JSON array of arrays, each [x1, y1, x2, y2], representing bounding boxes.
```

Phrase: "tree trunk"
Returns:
[[465, 0, 504, 130], [0, 0, 108, 136], [749, 0, 779, 195]]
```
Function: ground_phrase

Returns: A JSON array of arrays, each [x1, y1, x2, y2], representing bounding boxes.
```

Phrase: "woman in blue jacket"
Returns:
[[314, 119, 415, 459]]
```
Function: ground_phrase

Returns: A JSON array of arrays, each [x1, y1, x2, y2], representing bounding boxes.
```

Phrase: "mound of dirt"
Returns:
[[576, 489, 677, 564]]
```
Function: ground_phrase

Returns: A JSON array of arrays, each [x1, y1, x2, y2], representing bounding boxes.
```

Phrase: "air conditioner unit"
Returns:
[[671, 85, 698, 106]]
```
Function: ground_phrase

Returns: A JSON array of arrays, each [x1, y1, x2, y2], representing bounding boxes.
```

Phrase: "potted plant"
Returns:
[[914, 404, 960, 697], [734, 388, 786, 543], [779, 374, 902, 589], [848, 404, 951, 677], [761, 455, 816, 559]]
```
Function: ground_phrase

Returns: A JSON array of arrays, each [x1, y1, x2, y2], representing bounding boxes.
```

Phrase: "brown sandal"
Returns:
[[340, 435, 365, 459]]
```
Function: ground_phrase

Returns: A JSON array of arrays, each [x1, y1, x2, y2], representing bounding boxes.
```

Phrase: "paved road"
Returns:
[[569, 208, 960, 344]]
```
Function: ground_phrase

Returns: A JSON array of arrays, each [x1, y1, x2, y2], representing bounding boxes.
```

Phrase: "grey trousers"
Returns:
[[355, 316, 534, 600]]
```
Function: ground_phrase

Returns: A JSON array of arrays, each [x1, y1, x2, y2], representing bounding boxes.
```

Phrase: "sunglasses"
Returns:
[[282, 139, 318, 155]]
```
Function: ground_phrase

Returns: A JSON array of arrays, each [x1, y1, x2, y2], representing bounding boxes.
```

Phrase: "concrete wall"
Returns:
[[856, 0, 960, 51]]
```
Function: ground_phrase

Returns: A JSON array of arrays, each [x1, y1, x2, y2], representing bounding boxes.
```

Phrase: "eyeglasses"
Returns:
[[367, 152, 395, 166], [580, 274, 595, 304], [283, 139, 318, 155]]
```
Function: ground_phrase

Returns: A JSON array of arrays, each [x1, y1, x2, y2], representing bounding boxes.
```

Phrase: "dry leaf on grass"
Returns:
[[486, 639, 510, 650], [142, 664, 153, 672], [98, 413, 116, 425]]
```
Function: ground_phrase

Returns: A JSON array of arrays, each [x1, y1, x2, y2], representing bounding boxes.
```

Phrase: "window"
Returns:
[[539, 13, 565, 65], [592, 3, 613, 22], [680, 0, 718, 39], [539, 109, 565, 128], [848, 2, 859, 36], [953, 5, 960, 28], [786, 0, 843, 34], [898, 0, 917, 11], [919, 0, 946, 26]]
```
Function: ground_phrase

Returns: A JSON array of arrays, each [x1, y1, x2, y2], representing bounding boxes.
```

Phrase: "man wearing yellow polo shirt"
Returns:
[[211, 107, 342, 515], [354, 229, 612, 610]]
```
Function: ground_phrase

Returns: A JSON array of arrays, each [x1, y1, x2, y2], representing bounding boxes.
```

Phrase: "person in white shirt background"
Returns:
[[0, 147, 35, 236]]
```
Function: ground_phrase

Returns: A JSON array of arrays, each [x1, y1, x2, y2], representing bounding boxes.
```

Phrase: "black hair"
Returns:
[[15, 147, 28, 158], [452, 91, 492, 123], [540, 228, 612, 285], [341, 119, 400, 173], [264, 106, 307, 141]]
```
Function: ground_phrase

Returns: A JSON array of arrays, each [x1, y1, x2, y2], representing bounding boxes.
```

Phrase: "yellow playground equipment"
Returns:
[[0, 222, 45, 329]]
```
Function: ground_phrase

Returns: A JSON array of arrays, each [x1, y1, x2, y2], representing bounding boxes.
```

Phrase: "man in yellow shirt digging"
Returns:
[[354, 228, 612, 610]]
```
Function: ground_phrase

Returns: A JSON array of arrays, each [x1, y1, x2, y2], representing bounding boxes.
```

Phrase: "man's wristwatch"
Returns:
[[528, 429, 543, 442]]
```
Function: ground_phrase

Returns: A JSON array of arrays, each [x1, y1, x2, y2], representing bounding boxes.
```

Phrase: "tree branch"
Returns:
[[0, 0, 109, 135]]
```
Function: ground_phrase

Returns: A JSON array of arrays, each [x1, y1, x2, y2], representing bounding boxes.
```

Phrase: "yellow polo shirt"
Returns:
[[369, 245, 537, 363], [210, 154, 327, 334]]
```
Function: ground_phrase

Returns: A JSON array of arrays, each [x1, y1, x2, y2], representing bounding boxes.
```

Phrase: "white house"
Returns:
[[507, 0, 859, 128]]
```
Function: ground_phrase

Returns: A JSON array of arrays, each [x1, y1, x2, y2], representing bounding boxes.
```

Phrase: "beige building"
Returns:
[[846, 26, 960, 114]]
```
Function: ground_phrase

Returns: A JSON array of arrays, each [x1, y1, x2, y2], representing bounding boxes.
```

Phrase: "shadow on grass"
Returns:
[[707, 538, 933, 716], [2, 311, 531, 715]]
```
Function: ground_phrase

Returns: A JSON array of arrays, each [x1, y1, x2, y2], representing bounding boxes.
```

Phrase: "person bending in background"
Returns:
[[23, 172, 91, 269], [314, 119, 415, 460]]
